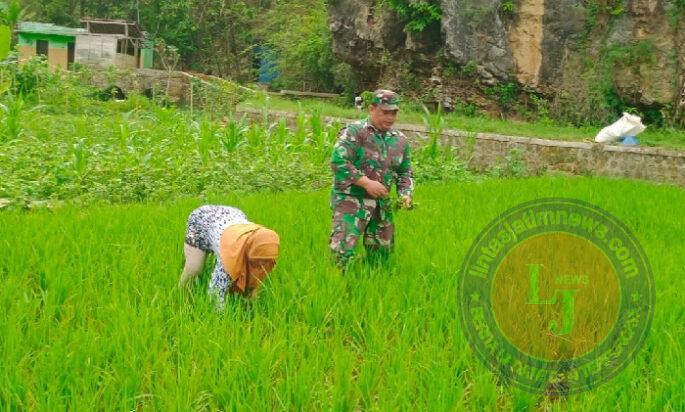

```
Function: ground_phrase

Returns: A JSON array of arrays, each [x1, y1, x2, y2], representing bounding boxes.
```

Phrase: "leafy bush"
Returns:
[[486, 80, 519, 111], [382, 0, 442, 32]]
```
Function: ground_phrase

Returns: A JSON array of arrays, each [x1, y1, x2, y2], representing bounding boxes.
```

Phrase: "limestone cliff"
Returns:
[[328, 0, 685, 124]]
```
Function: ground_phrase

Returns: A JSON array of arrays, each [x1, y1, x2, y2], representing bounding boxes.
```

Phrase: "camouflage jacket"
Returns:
[[330, 118, 414, 199]]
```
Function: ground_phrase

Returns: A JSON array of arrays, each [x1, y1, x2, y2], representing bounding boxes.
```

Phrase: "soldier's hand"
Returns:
[[363, 180, 389, 199], [401, 195, 413, 209]]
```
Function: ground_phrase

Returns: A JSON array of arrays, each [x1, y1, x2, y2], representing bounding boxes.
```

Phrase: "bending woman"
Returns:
[[179, 205, 280, 307]]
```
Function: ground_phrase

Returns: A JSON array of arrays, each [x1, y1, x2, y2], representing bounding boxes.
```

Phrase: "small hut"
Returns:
[[16, 22, 84, 69], [15, 18, 153, 70], [76, 18, 153, 69]]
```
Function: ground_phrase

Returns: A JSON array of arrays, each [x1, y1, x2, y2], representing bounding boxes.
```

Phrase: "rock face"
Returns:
[[329, 0, 685, 119], [328, 0, 406, 83], [440, 0, 587, 88]]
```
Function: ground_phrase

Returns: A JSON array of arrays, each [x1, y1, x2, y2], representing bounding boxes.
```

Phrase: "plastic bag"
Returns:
[[594, 112, 646, 143], [619, 135, 640, 146]]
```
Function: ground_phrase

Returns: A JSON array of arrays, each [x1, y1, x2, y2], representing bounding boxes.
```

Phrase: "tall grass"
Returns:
[[0, 177, 683, 409]]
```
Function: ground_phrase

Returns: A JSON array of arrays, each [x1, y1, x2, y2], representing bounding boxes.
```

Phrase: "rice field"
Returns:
[[1, 176, 683, 410]]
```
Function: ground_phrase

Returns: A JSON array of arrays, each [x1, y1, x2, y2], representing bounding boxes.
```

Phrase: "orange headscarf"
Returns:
[[219, 224, 280, 295]]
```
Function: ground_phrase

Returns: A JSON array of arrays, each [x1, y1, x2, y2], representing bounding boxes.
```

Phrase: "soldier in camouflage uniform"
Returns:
[[329, 90, 415, 269]]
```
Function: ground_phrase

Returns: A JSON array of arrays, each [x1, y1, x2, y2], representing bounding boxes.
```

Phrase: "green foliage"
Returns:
[[605, 40, 657, 67], [360, 90, 375, 108], [420, 104, 446, 160], [488, 148, 528, 178], [0, 0, 27, 28], [462, 60, 478, 77], [0, 92, 24, 140], [667, 0, 685, 24], [413, 105, 476, 182], [219, 114, 247, 153], [383, 0, 442, 32], [500, 0, 515, 14], [19, 0, 341, 89], [555, 39, 658, 126], [71, 137, 89, 175], [0, 83, 474, 207], [330, 62, 362, 102], [243, 94, 685, 149], [5, 55, 53, 96], [0, 24, 9, 60], [189, 76, 249, 120], [440, 58, 478, 80], [580, 0, 626, 45], [486, 80, 519, 111], [259, 0, 337, 92], [20, 0, 261, 80], [526, 93, 552, 124], [452, 100, 479, 117], [2, 177, 682, 408]]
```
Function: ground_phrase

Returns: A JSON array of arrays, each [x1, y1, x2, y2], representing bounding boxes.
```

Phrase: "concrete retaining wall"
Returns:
[[237, 108, 685, 186]]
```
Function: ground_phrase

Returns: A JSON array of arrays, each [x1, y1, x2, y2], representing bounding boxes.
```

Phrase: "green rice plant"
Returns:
[[0, 178, 683, 409]]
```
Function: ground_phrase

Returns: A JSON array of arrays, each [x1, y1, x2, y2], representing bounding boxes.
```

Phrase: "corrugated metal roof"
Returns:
[[17, 22, 86, 37]]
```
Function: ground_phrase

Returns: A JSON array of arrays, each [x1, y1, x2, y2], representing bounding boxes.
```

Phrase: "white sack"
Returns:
[[595, 112, 646, 143]]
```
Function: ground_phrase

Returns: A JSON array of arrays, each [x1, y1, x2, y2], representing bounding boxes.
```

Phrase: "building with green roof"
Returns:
[[16, 22, 84, 69]]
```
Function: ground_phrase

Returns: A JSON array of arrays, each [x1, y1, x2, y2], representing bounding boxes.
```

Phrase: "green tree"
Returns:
[[382, 0, 441, 32], [259, 0, 335, 91], [0, 0, 28, 28], [1, 0, 31, 45], [21, 0, 262, 80], [16, 0, 344, 89]]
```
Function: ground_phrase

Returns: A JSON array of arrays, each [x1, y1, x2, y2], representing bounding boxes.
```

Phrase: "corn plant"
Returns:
[[0, 92, 23, 140]]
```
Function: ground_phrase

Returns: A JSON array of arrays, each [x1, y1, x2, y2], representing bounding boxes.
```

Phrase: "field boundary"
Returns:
[[237, 107, 685, 186]]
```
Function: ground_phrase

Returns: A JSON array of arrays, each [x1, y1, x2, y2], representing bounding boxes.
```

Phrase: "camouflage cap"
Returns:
[[371, 89, 400, 111]]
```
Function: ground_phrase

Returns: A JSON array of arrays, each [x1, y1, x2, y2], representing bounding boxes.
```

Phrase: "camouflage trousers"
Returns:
[[329, 193, 394, 268]]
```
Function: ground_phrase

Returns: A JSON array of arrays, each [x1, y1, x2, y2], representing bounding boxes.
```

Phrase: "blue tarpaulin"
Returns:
[[254, 45, 279, 85]]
